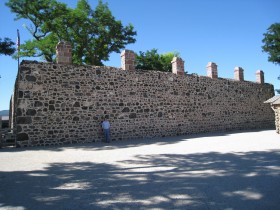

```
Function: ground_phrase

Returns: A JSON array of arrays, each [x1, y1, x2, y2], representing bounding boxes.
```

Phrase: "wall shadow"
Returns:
[[0, 128, 274, 153], [1, 150, 280, 209]]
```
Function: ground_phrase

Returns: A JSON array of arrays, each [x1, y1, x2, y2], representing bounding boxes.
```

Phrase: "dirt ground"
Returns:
[[0, 129, 280, 209]]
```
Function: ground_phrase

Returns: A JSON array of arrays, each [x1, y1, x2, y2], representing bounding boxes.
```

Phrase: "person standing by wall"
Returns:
[[101, 117, 110, 143]]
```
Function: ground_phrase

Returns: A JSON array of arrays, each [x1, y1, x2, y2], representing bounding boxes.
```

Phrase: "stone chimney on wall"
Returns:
[[121, 50, 135, 70], [206, 62, 218, 79], [56, 41, 72, 64], [256, 70, 264, 84], [234, 67, 244, 81], [171, 57, 185, 76]]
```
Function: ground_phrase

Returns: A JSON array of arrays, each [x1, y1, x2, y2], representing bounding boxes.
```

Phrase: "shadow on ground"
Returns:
[[1, 150, 280, 209], [0, 128, 273, 153]]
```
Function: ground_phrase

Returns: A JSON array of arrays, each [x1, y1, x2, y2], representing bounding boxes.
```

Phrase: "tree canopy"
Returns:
[[262, 23, 280, 65], [6, 0, 137, 65], [262, 23, 280, 94], [135, 49, 180, 72], [0, 37, 16, 56]]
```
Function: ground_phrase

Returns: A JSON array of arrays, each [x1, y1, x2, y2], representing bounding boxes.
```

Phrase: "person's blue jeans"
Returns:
[[103, 129, 110, 143]]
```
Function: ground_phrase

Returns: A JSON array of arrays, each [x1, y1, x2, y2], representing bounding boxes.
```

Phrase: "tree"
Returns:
[[0, 38, 16, 56], [262, 23, 280, 93], [262, 23, 280, 65], [161, 52, 180, 72], [135, 49, 180, 72], [6, 0, 69, 62], [6, 0, 136, 65]]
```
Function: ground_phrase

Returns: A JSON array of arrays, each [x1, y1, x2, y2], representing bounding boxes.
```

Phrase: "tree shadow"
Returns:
[[1, 150, 280, 209]]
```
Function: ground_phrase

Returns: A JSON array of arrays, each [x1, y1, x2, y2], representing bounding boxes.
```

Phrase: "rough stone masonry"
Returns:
[[10, 42, 275, 147]]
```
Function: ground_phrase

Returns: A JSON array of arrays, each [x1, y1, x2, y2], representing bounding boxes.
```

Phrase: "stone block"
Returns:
[[17, 117, 32, 124], [17, 133, 29, 141]]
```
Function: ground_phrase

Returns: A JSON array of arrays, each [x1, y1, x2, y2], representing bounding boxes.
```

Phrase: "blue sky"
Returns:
[[0, 0, 279, 111]]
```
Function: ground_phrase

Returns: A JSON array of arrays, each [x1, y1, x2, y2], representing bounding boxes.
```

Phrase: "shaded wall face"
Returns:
[[274, 106, 280, 134], [14, 61, 275, 147]]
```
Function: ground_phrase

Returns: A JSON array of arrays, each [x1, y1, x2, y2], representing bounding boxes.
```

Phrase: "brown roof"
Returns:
[[264, 95, 280, 105]]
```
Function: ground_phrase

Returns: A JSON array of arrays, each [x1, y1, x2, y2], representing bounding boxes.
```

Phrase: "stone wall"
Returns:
[[12, 59, 275, 147], [273, 105, 280, 134]]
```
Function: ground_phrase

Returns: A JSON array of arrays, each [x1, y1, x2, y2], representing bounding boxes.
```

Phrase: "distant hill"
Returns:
[[0, 110, 9, 116]]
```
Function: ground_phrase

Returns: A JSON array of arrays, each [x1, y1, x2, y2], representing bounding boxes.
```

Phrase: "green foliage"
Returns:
[[262, 23, 280, 94], [135, 49, 180, 72], [6, 0, 70, 61], [161, 52, 180, 72], [0, 37, 16, 56], [6, 0, 137, 65], [262, 23, 280, 65], [136, 49, 162, 70]]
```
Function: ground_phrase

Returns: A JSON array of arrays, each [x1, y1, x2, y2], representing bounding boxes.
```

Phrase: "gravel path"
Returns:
[[0, 129, 280, 209]]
